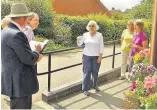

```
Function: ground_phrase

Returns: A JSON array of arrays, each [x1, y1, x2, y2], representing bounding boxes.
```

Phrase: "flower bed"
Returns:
[[121, 49, 157, 109]]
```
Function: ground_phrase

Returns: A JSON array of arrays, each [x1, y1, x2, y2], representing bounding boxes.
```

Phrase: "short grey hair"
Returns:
[[86, 20, 99, 31], [134, 19, 144, 30]]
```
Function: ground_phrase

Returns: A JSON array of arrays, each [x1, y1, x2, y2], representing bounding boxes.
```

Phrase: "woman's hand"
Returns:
[[97, 56, 102, 63]]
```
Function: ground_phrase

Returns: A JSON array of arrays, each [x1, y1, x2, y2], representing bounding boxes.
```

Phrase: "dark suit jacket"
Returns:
[[1, 23, 39, 97]]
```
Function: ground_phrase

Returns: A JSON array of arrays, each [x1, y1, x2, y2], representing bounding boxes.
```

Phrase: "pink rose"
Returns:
[[144, 76, 156, 89]]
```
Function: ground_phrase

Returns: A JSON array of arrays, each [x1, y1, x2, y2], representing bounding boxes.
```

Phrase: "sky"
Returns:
[[100, 0, 143, 12]]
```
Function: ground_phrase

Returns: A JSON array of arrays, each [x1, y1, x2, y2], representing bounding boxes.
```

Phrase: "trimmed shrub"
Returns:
[[54, 14, 152, 46], [111, 13, 125, 20], [1, 0, 54, 38], [53, 16, 73, 46]]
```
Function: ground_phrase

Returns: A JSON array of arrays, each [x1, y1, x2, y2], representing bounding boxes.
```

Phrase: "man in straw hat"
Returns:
[[1, 3, 43, 109]]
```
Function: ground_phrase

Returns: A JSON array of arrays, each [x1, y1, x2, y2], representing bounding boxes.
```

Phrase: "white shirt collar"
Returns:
[[11, 21, 24, 31]]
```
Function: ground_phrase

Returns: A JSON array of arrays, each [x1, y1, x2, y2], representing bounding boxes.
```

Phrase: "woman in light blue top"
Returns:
[[77, 20, 104, 96]]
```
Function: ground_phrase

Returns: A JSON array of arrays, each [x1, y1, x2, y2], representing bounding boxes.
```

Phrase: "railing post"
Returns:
[[48, 54, 51, 92], [112, 41, 116, 68]]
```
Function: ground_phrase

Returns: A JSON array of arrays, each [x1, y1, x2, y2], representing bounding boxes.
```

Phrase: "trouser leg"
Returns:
[[121, 51, 129, 77], [91, 56, 100, 88], [82, 55, 92, 91], [10, 95, 32, 109], [128, 57, 134, 73]]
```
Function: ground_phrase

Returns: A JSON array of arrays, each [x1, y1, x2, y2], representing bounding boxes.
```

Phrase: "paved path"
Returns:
[[1, 44, 122, 109], [1, 79, 130, 109], [50, 79, 130, 109]]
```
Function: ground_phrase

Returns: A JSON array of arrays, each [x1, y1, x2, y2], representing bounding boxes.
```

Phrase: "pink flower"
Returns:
[[144, 76, 156, 89], [130, 81, 136, 91], [144, 49, 150, 57], [139, 50, 145, 57], [144, 49, 150, 53], [152, 75, 157, 84]]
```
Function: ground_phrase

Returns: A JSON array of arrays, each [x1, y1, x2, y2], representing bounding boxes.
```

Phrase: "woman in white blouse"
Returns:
[[77, 20, 104, 96]]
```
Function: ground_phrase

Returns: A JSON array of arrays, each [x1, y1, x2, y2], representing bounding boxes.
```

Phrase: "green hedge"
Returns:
[[1, 0, 54, 38], [1, 1, 152, 47], [54, 14, 152, 46], [1, 2, 11, 19]]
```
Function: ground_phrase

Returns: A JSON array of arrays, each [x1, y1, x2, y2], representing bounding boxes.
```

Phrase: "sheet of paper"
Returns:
[[29, 40, 49, 51], [41, 40, 49, 49]]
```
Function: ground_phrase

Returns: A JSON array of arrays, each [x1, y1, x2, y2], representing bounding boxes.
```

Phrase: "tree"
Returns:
[[125, 0, 153, 20], [1, 0, 55, 38]]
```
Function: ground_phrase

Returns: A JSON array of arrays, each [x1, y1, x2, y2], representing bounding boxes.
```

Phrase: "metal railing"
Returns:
[[36, 39, 121, 92]]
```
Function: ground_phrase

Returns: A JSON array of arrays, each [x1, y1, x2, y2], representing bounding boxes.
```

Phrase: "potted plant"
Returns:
[[122, 49, 157, 109]]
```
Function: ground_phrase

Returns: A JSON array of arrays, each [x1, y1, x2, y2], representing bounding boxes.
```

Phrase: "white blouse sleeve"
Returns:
[[100, 34, 104, 54], [77, 34, 85, 46]]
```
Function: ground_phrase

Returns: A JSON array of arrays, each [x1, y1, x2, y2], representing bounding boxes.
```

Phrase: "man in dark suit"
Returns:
[[1, 3, 43, 109]]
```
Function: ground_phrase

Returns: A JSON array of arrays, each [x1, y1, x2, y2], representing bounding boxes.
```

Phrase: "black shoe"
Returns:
[[94, 87, 100, 92], [84, 91, 90, 96]]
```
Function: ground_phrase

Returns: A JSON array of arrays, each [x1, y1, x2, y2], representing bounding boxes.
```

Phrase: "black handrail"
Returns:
[[37, 39, 121, 92], [41, 39, 120, 55]]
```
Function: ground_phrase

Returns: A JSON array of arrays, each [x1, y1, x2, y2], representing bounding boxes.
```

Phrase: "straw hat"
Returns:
[[7, 3, 32, 18]]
